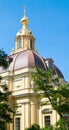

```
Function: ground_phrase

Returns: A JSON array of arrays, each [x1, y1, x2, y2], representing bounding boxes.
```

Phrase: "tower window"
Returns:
[[18, 38, 22, 48], [44, 116, 50, 126], [15, 117, 20, 130], [30, 39, 32, 48]]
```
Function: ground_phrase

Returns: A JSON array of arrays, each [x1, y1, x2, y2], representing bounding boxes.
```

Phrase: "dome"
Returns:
[[10, 49, 45, 71], [0, 49, 45, 73], [0, 49, 64, 79], [21, 15, 28, 24]]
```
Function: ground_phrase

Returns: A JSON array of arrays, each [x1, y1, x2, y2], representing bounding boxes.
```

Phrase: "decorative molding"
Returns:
[[42, 108, 52, 114]]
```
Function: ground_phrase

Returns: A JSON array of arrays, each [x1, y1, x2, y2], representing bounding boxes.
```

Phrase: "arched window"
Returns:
[[30, 39, 32, 49], [18, 38, 22, 48]]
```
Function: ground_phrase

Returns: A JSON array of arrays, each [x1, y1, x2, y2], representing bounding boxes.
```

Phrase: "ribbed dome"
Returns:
[[0, 49, 45, 73], [0, 49, 64, 79], [10, 49, 45, 71]]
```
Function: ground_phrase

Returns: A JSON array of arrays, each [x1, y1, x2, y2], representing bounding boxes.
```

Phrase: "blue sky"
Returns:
[[0, 0, 69, 81]]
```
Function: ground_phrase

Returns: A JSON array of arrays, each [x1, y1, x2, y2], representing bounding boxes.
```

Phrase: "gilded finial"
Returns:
[[21, 6, 29, 25]]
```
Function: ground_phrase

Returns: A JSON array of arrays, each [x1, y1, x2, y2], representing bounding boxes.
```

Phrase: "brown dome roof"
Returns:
[[0, 49, 64, 79], [10, 49, 45, 70], [0, 49, 45, 73]]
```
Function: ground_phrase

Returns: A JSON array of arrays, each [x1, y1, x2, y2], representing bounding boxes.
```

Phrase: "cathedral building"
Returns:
[[0, 9, 64, 130]]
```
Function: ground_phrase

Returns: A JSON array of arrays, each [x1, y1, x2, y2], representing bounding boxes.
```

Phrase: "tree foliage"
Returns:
[[32, 66, 69, 129], [26, 124, 54, 130], [26, 124, 40, 130], [0, 49, 12, 69], [0, 49, 13, 129]]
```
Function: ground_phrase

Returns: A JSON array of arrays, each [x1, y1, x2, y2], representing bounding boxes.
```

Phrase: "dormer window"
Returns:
[[46, 59, 54, 69], [18, 38, 22, 48]]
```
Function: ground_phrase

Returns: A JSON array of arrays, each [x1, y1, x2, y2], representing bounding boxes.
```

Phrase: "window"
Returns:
[[44, 116, 50, 126], [30, 39, 32, 48], [64, 114, 69, 129], [18, 38, 22, 48], [15, 117, 20, 130]]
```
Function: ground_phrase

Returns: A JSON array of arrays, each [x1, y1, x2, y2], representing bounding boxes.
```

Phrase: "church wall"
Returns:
[[12, 72, 31, 96], [13, 95, 38, 130], [0, 69, 60, 130], [38, 98, 60, 128]]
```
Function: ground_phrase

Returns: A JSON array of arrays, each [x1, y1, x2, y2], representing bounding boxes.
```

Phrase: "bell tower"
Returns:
[[15, 8, 35, 53]]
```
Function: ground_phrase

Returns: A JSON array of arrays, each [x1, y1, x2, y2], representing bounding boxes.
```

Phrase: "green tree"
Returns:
[[26, 124, 54, 130], [32, 66, 69, 129], [0, 49, 13, 130], [26, 124, 40, 130], [41, 125, 53, 130]]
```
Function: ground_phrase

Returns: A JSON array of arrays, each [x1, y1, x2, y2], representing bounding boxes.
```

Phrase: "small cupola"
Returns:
[[21, 8, 29, 30], [15, 8, 35, 53]]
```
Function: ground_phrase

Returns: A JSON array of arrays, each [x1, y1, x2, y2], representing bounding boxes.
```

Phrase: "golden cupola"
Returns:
[[15, 8, 35, 52], [21, 8, 29, 31]]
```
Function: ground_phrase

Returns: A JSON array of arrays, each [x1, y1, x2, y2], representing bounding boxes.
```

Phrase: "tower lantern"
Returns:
[[15, 8, 35, 52]]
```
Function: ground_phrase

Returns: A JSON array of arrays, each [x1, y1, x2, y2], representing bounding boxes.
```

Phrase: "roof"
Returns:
[[0, 49, 45, 73], [0, 49, 64, 79]]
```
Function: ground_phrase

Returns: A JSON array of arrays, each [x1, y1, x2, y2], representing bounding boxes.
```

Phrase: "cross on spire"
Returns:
[[24, 6, 26, 17]]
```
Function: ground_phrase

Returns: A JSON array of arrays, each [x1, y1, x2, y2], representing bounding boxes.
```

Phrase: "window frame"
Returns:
[[44, 115, 50, 126], [18, 38, 22, 48], [30, 39, 32, 49], [15, 117, 20, 130]]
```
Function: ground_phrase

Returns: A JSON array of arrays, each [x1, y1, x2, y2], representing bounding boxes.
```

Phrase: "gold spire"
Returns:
[[21, 7, 29, 26], [15, 7, 35, 52]]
